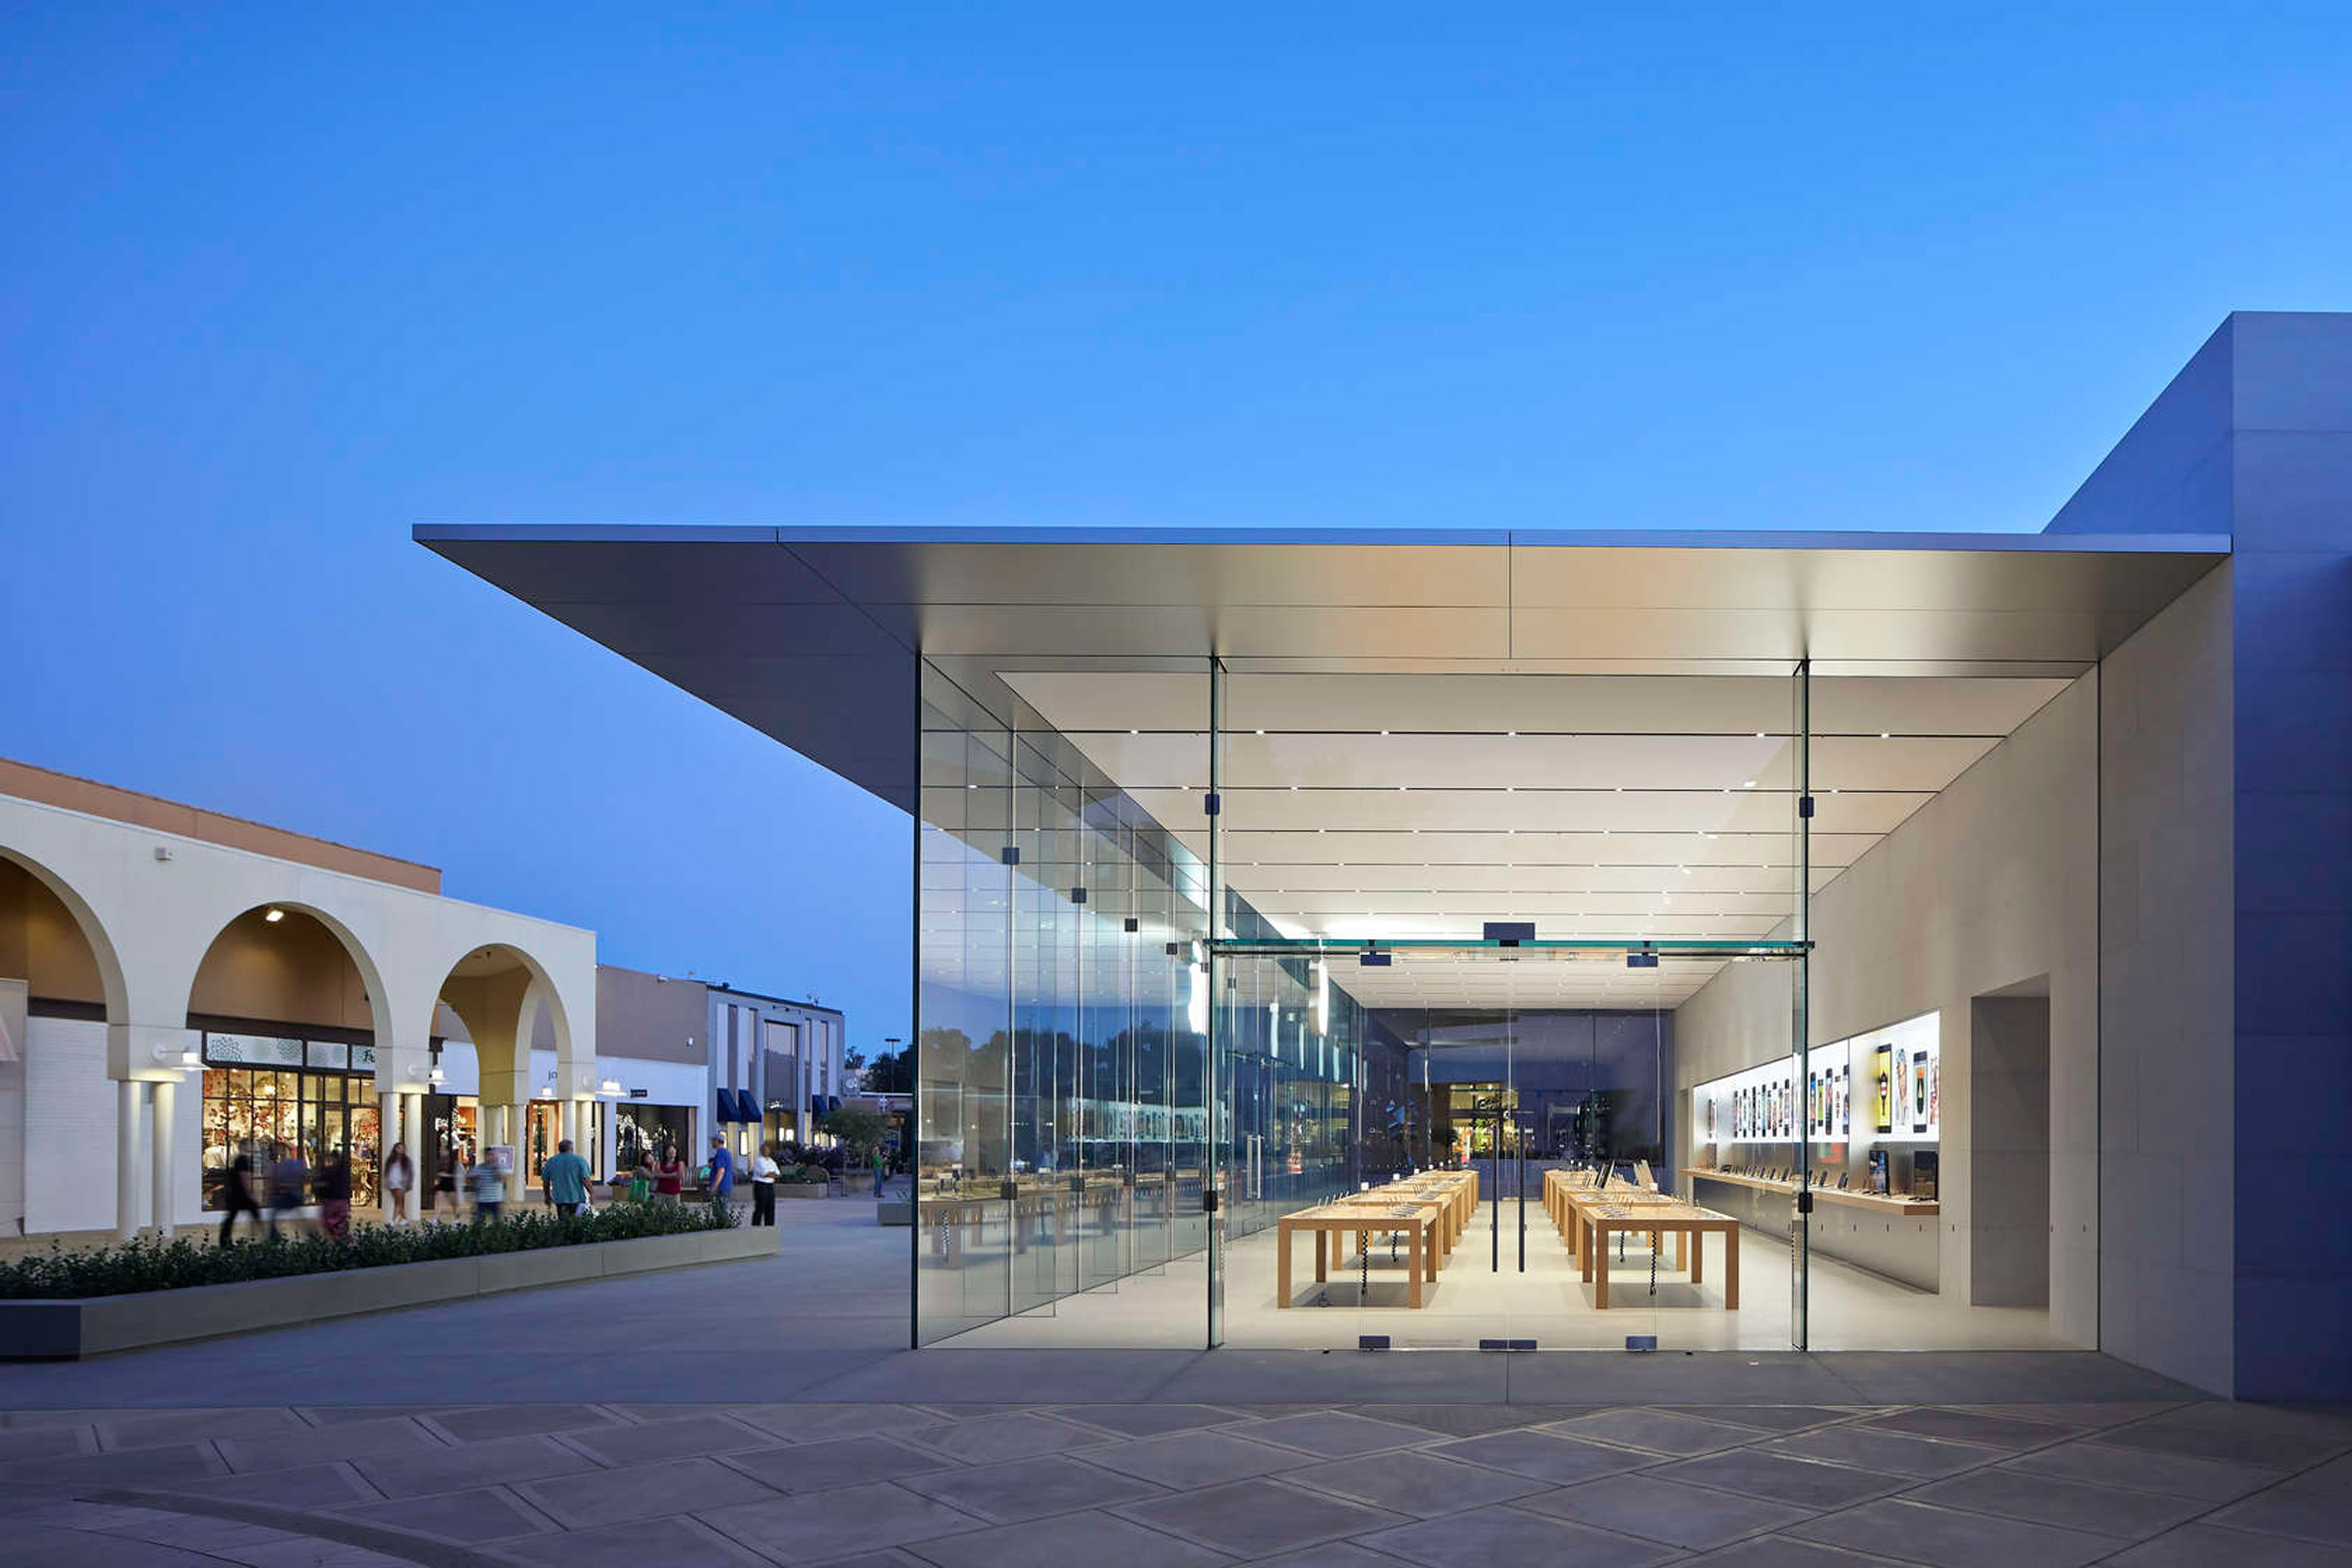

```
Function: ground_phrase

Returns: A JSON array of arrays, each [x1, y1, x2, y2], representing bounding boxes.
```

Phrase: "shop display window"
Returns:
[[199, 1036, 381, 1209]]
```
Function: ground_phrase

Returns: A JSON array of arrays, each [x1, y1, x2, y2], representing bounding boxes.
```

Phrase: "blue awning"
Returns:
[[728, 1088, 759, 1122], [808, 1093, 825, 1116]]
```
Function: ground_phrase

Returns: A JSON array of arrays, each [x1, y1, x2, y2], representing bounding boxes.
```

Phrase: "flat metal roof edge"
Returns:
[[415, 522, 2231, 555]]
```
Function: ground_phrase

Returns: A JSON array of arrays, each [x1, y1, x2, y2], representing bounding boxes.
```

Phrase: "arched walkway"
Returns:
[[425, 941, 588, 1205], [0, 847, 131, 1238], [0, 846, 130, 1026], [181, 903, 388, 1221]]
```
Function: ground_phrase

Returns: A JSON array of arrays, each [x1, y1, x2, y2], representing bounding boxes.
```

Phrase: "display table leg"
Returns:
[[1409, 1226, 1425, 1308], [1723, 1225, 1740, 1308], [1423, 1217, 1438, 1282], [1277, 1225, 1292, 1307], [1314, 1229, 1328, 1282], [1691, 1228, 1704, 1284], [1595, 1224, 1611, 1309]]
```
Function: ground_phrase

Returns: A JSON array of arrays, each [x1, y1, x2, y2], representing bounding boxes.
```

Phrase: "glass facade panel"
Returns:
[[915, 660, 1216, 1346], [901, 655, 1961, 1353]]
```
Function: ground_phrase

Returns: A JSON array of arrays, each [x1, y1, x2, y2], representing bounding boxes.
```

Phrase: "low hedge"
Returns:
[[0, 1200, 735, 1300]]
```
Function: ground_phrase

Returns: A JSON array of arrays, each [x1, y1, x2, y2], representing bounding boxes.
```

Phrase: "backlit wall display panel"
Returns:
[[1690, 1011, 1939, 1147]]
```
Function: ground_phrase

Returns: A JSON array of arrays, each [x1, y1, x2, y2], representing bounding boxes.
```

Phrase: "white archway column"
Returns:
[[379, 1089, 404, 1215], [114, 1080, 141, 1241], [150, 1078, 177, 1236]]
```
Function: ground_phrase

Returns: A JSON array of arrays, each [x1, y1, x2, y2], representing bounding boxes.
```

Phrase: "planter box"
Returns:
[[777, 1183, 830, 1201], [0, 1225, 777, 1361], [878, 1199, 913, 1227]]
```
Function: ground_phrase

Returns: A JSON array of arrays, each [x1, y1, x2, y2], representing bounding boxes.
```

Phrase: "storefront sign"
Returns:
[[203, 1033, 305, 1068], [306, 1041, 350, 1070], [351, 1045, 377, 1071]]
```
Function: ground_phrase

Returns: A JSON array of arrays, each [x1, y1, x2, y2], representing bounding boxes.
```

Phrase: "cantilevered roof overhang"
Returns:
[[415, 524, 2228, 813]]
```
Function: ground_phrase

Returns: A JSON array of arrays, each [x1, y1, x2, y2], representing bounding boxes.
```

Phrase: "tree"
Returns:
[[863, 1048, 912, 1094], [817, 1103, 890, 1167]]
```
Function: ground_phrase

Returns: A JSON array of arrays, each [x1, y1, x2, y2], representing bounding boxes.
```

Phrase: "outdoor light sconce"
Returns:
[[428, 1066, 447, 1084], [152, 1043, 201, 1069], [597, 1078, 624, 1096]]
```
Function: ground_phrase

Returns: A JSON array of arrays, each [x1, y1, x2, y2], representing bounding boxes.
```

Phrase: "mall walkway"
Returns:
[[4, 1205, 2350, 1564]]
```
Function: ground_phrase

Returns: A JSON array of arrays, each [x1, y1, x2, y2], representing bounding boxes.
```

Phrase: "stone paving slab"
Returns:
[[2, 1393, 2349, 1568], [1517, 1472, 1817, 1550]]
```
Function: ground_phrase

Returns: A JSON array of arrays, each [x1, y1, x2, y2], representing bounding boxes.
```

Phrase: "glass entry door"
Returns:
[[1210, 940, 1744, 1351]]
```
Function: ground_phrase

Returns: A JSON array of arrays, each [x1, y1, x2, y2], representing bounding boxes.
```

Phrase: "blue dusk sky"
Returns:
[[4, 6, 2348, 1043]]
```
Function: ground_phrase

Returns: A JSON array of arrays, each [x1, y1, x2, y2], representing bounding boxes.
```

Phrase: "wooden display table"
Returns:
[[1543, 1169, 1666, 1240], [1578, 1201, 1742, 1309], [1343, 1171, 1476, 1253], [1276, 1201, 1442, 1308], [1543, 1176, 1740, 1310]]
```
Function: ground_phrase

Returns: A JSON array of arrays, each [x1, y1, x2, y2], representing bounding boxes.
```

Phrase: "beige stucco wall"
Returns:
[[0, 787, 596, 1091], [0, 757, 441, 894]]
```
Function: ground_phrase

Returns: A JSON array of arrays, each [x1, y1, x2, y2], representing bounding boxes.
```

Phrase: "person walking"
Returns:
[[218, 1152, 262, 1246], [705, 1134, 735, 1215], [542, 1138, 593, 1219], [652, 1144, 685, 1206], [316, 1148, 353, 1242], [383, 1141, 414, 1224], [471, 1151, 505, 1224], [749, 1142, 779, 1226], [268, 1142, 310, 1239]]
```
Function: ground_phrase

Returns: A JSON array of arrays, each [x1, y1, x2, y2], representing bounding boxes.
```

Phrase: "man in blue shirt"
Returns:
[[705, 1134, 735, 1212], [542, 1138, 593, 1218]]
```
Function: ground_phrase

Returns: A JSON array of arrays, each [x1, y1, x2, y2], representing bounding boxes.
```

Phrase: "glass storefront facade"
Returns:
[[913, 658, 1817, 1349]]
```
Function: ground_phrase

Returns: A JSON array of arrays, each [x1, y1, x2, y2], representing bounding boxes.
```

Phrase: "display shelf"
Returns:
[[1688, 1166, 1939, 1217]]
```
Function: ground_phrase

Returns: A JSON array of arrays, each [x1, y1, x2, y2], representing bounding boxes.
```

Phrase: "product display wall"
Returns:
[[1689, 1010, 1939, 1155]]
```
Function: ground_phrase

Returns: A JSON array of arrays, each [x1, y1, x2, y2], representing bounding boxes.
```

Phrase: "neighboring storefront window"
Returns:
[[615, 1103, 691, 1172], [526, 1099, 559, 1186], [199, 1033, 381, 1210]]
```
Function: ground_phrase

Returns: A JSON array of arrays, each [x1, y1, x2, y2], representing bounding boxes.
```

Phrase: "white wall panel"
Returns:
[[26, 1015, 115, 1234]]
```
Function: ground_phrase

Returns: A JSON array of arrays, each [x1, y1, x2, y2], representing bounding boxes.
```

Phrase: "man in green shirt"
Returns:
[[542, 1139, 594, 1218]]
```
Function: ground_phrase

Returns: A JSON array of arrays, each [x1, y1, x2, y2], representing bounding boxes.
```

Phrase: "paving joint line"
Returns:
[[2065, 1418, 2352, 1566], [73, 1483, 536, 1568]]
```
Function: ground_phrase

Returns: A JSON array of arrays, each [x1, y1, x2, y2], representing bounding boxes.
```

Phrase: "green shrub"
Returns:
[[0, 1200, 735, 1300]]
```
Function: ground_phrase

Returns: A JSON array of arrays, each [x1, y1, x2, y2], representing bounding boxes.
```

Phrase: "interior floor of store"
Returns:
[[934, 1215, 2069, 1353]]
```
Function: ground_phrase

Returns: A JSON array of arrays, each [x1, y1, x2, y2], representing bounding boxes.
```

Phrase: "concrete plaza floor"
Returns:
[[4, 1205, 2350, 1566]]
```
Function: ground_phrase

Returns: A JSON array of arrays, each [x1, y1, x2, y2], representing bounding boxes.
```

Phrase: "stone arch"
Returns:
[[430, 940, 586, 1201], [0, 845, 131, 1026], [180, 900, 391, 1049]]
